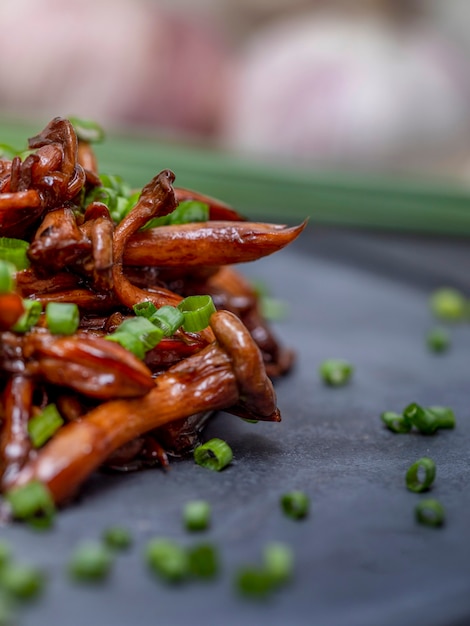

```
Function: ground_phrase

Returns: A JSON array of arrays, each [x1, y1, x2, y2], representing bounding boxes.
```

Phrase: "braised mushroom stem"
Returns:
[[0, 374, 33, 488], [9, 311, 279, 504]]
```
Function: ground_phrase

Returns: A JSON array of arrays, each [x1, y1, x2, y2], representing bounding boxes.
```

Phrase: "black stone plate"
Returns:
[[3, 226, 470, 626]]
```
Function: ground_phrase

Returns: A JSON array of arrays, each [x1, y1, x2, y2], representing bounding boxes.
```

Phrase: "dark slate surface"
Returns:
[[2, 225, 470, 626]]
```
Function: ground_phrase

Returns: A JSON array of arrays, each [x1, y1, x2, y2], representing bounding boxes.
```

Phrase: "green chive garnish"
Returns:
[[187, 543, 219, 579], [28, 404, 64, 449], [403, 402, 439, 435], [0, 565, 44, 600], [406, 457, 436, 493], [235, 567, 274, 599], [102, 526, 132, 551], [280, 491, 309, 520], [415, 498, 445, 527], [12, 299, 42, 333], [183, 500, 211, 532], [427, 406, 456, 429], [0, 238, 30, 271], [426, 328, 451, 353], [319, 359, 353, 386], [178, 295, 216, 333], [68, 542, 113, 582], [5, 481, 55, 527], [0, 260, 16, 294], [381, 411, 412, 434], [145, 539, 189, 583], [430, 288, 466, 321], [133, 301, 158, 319], [106, 316, 163, 358], [263, 542, 294, 585], [45, 302, 79, 335], [194, 438, 233, 472], [150, 306, 184, 336]]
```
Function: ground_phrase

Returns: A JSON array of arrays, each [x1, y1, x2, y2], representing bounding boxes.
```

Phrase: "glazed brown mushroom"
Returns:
[[9, 311, 279, 504], [0, 117, 304, 513]]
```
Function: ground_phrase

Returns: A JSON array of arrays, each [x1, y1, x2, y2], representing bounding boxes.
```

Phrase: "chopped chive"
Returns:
[[143, 200, 209, 229], [0, 542, 11, 569], [381, 411, 412, 434], [178, 295, 216, 332], [187, 543, 219, 579], [259, 296, 288, 322], [107, 317, 163, 355], [235, 567, 274, 599], [403, 402, 439, 434], [319, 359, 353, 386], [427, 406, 456, 429], [280, 491, 309, 520], [406, 457, 436, 493], [0, 565, 44, 600], [194, 438, 233, 472], [0, 238, 30, 271], [183, 500, 211, 532], [5, 481, 55, 527], [133, 301, 158, 319], [426, 328, 450, 353], [150, 305, 184, 336], [45, 302, 79, 335], [430, 288, 466, 321], [28, 404, 64, 449], [102, 526, 132, 551], [263, 542, 294, 585], [415, 498, 445, 527], [68, 542, 113, 582], [12, 299, 42, 333], [0, 260, 16, 294], [106, 332, 145, 359], [145, 539, 189, 583]]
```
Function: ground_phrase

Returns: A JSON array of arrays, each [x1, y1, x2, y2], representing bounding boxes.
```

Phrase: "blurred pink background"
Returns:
[[1, 0, 470, 176]]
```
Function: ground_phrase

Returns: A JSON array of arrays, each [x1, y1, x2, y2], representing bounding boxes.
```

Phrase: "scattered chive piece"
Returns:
[[178, 295, 216, 332], [263, 542, 294, 586], [133, 301, 158, 319], [102, 527, 132, 551], [69, 117, 105, 143], [68, 542, 113, 582], [430, 288, 466, 321], [143, 200, 209, 229], [319, 359, 353, 386], [45, 302, 79, 335], [151, 305, 184, 336], [427, 406, 456, 429], [0, 542, 11, 569], [259, 296, 288, 322], [183, 500, 211, 532], [145, 539, 189, 583], [28, 404, 64, 449], [415, 499, 445, 527], [12, 299, 42, 333], [187, 543, 219, 579], [381, 411, 412, 434], [280, 491, 309, 520], [0, 565, 44, 600], [235, 567, 274, 599], [107, 316, 163, 357], [106, 331, 145, 360], [5, 481, 55, 527], [0, 260, 16, 294], [406, 457, 436, 493], [403, 402, 440, 434], [194, 438, 233, 472], [426, 328, 451, 353], [0, 238, 30, 271]]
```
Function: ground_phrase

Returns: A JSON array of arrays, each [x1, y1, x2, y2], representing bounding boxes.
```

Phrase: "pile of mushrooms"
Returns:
[[0, 118, 304, 510]]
